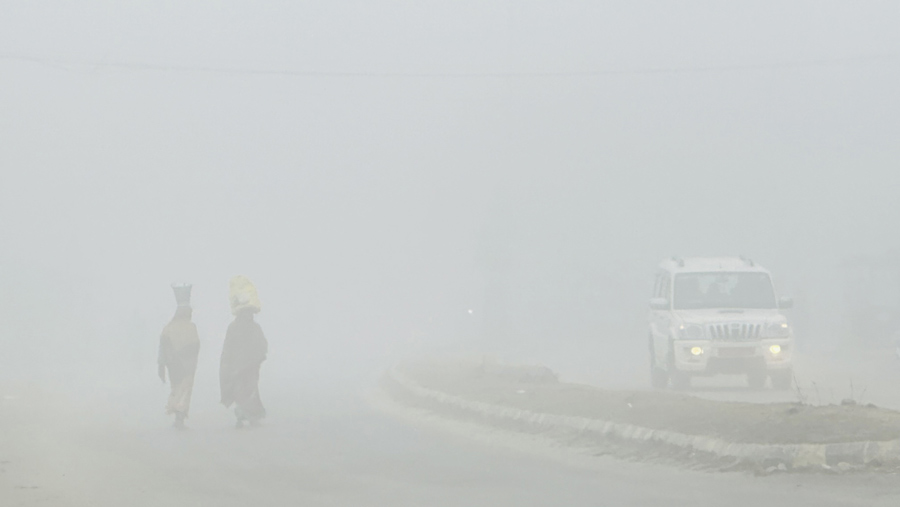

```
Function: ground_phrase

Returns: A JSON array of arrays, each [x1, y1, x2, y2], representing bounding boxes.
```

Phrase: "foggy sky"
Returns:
[[2, 2, 899, 383]]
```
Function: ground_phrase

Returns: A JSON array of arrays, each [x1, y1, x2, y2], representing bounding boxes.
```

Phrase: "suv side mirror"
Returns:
[[650, 297, 669, 310], [778, 296, 794, 309]]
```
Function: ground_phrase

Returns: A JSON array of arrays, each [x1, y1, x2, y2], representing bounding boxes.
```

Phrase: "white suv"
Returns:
[[648, 257, 794, 390]]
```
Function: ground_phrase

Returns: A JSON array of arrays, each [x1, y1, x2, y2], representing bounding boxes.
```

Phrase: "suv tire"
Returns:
[[649, 337, 668, 389], [667, 344, 691, 390], [650, 367, 669, 389], [770, 370, 792, 391], [747, 369, 767, 390], [670, 371, 691, 390]]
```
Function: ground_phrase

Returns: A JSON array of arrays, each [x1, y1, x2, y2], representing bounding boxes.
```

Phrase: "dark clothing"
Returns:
[[219, 312, 268, 421], [158, 307, 200, 416]]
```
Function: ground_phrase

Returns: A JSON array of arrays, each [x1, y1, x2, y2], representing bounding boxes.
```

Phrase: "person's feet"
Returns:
[[173, 414, 187, 429]]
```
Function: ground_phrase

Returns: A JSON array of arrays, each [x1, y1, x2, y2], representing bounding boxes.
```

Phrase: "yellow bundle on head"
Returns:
[[229, 275, 261, 315]]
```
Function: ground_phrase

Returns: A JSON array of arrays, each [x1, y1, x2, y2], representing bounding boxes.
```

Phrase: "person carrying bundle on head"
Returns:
[[219, 275, 268, 428], [158, 283, 200, 429]]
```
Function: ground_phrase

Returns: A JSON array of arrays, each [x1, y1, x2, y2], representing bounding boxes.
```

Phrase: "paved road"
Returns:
[[4, 370, 900, 507]]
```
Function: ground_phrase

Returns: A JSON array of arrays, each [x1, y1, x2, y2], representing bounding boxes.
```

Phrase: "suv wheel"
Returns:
[[671, 371, 691, 390], [770, 370, 792, 391], [650, 344, 668, 389], [666, 344, 691, 390], [747, 369, 767, 390]]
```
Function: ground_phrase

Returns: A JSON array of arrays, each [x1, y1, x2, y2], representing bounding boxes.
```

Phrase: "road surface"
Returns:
[[3, 368, 900, 507]]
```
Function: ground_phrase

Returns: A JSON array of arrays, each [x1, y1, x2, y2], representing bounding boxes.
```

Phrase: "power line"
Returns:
[[1, 51, 898, 78]]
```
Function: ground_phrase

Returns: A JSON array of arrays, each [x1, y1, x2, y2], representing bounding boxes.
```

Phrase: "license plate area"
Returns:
[[718, 347, 756, 358]]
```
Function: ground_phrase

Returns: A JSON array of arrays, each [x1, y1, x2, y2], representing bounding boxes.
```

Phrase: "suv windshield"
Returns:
[[673, 272, 776, 310]]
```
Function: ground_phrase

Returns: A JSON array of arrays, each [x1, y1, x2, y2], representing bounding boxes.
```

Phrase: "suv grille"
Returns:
[[708, 323, 762, 340]]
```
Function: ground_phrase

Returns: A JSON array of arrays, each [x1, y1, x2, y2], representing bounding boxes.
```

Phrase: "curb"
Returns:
[[385, 368, 900, 470]]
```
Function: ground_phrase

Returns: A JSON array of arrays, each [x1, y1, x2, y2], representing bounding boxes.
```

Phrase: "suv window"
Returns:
[[673, 272, 776, 310], [653, 273, 670, 299]]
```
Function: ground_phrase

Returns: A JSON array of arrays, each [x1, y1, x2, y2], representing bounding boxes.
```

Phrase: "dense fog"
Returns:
[[2, 1, 899, 401], [5, 3, 900, 506]]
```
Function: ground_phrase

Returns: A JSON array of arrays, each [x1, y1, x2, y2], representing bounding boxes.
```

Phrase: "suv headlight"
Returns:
[[679, 324, 705, 339], [767, 322, 790, 338]]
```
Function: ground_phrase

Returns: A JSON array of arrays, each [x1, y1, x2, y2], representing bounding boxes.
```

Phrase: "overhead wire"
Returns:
[[0, 51, 898, 78]]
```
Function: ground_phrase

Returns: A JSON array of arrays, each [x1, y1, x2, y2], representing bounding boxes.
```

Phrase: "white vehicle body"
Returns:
[[648, 257, 794, 390]]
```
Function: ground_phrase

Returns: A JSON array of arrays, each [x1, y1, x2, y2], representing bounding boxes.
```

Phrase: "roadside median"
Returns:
[[380, 358, 900, 472]]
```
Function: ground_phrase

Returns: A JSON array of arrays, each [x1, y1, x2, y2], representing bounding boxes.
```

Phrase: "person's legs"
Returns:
[[232, 368, 265, 428], [167, 375, 194, 418], [234, 406, 247, 428]]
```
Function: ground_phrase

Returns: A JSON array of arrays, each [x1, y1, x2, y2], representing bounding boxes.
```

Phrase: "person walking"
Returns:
[[158, 283, 200, 429], [220, 275, 268, 428]]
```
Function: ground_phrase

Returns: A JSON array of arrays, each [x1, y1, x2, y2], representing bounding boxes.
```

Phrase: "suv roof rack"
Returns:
[[739, 255, 755, 267], [671, 256, 685, 267]]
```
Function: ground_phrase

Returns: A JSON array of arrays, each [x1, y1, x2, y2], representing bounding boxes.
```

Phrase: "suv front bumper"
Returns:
[[672, 339, 792, 374]]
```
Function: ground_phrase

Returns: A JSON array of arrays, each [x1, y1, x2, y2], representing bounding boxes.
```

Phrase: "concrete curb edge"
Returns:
[[385, 368, 900, 469]]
